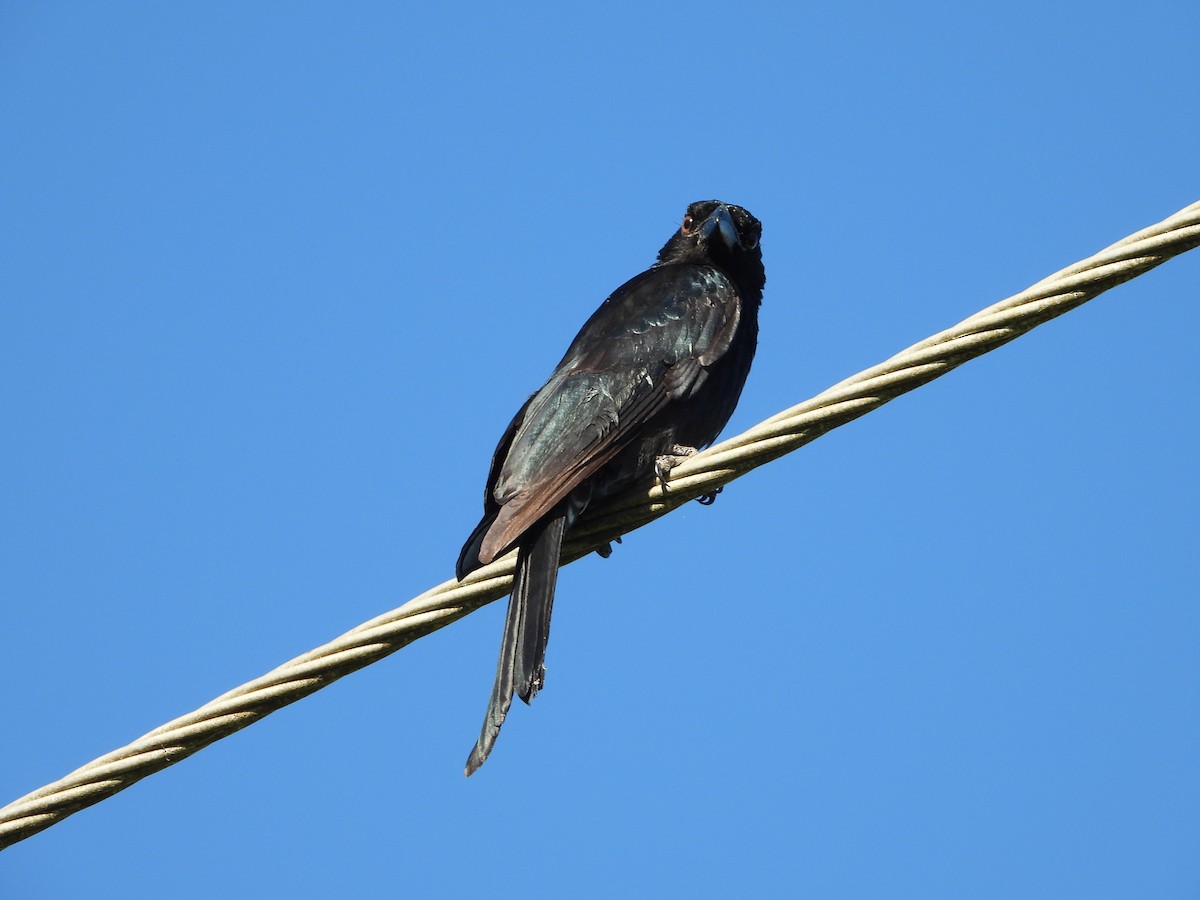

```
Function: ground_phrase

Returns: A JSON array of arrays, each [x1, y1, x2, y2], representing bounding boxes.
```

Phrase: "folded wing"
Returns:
[[476, 263, 742, 564]]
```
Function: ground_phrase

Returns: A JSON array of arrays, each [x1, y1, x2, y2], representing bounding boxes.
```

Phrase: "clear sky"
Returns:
[[2, 4, 1198, 897]]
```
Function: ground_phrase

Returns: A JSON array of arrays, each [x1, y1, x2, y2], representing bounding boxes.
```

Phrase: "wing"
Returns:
[[475, 263, 743, 564]]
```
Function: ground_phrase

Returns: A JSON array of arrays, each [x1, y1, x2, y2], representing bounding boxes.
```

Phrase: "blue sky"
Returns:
[[2, 3, 1198, 897]]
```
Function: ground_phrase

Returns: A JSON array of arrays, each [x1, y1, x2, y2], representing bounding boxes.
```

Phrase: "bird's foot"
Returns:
[[594, 535, 623, 559], [655, 445, 699, 491], [697, 486, 723, 506]]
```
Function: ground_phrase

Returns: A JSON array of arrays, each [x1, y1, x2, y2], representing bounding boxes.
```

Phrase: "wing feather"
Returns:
[[475, 263, 742, 564]]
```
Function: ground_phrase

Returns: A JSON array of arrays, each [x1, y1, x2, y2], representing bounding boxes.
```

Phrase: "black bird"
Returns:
[[456, 200, 765, 775]]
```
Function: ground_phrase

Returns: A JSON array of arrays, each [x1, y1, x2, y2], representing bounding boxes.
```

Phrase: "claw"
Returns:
[[697, 486, 723, 506], [654, 457, 674, 489], [593, 535, 623, 559], [654, 445, 699, 491]]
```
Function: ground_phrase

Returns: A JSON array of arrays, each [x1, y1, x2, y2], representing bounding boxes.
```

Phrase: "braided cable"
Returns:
[[2, 199, 1197, 850]]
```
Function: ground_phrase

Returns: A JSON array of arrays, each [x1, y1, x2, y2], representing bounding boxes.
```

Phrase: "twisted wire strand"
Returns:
[[2, 199, 1197, 851]]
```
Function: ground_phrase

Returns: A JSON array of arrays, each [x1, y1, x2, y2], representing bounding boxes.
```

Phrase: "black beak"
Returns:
[[698, 204, 738, 249]]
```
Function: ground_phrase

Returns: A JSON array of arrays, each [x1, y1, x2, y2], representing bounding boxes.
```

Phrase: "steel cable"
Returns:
[[2, 198, 1197, 850]]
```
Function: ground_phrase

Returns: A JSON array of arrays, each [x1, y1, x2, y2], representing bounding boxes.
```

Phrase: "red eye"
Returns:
[[680, 214, 694, 233]]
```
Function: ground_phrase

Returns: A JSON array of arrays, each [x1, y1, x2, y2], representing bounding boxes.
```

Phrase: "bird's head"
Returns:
[[656, 200, 765, 298]]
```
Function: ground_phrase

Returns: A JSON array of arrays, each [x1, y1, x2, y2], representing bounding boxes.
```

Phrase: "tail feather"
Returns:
[[514, 514, 565, 704], [464, 512, 566, 776], [463, 575, 523, 777]]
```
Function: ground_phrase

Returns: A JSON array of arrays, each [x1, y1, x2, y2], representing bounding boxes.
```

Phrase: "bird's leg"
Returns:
[[655, 445, 722, 504], [655, 444, 699, 491]]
